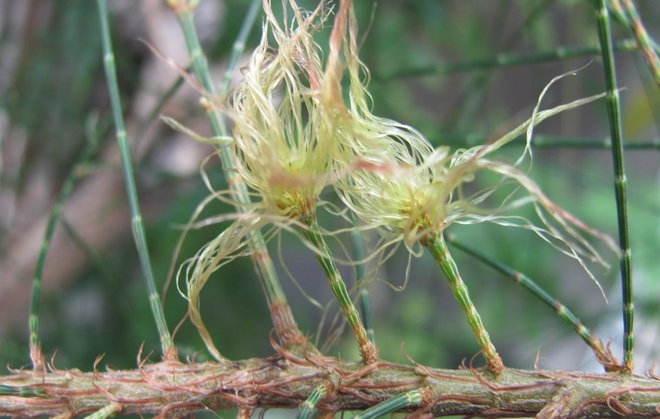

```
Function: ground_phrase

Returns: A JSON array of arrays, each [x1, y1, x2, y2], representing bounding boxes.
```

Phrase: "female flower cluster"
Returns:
[[182, 0, 612, 370]]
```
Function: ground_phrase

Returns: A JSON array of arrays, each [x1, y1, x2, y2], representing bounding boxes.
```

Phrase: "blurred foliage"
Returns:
[[0, 0, 658, 388]]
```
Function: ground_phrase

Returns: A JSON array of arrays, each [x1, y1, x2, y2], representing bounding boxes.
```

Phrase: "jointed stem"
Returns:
[[425, 234, 503, 375], [594, 0, 634, 373], [446, 235, 617, 370], [352, 390, 424, 419], [359, 286, 375, 344], [97, 0, 175, 359], [29, 120, 100, 371], [84, 403, 122, 419], [350, 228, 375, 343], [302, 216, 378, 364], [169, 0, 306, 349], [382, 39, 638, 80], [609, 0, 660, 85], [455, 133, 660, 150], [527, 135, 659, 149], [0, 384, 45, 397], [296, 384, 328, 419], [218, 0, 261, 98]]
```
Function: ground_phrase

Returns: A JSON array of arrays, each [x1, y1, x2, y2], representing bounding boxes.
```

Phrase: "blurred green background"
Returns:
[[0, 0, 658, 393]]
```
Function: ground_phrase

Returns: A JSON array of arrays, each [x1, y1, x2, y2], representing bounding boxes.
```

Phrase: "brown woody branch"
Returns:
[[2, 352, 660, 418]]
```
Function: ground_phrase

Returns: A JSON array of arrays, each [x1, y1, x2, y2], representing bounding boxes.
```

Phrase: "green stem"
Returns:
[[29, 117, 100, 370], [170, 0, 306, 348], [455, 133, 660, 150], [84, 403, 122, 419], [594, 0, 634, 373], [381, 39, 637, 80], [302, 216, 377, 364], [296, 384, 328, 419], [218, 0, 260, 98], [359, 288, 375, 344], [353, 390, 423, 419], [446, 235, 616, 369], [609, 0, 660, 84], [529, 135, 659, 149], [0, 385, 45, 397], [425, 234, 503, 375], [350, 228, 375, 343], [97, 0, 175, 359]]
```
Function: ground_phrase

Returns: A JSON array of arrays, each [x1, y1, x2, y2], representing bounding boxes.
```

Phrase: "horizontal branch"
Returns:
[[2, 354, 660, 417], [378, 39, 638, 80]]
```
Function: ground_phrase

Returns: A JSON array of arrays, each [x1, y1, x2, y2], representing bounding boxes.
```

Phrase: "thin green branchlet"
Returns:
[[522, 135, 659, 150], [350, 226, 376, 344], [382, 39, 638, 80], [301, 215, 376, 363], [352, 389, 425, 419], [595, 0, 634, 373], [335, 61, 616, 374], [609, 0, 660, 85], [296, 383, 328, 419], [446, 234, 619, 371], [97, 0, 175, 360], [425, 234, 503, 375], [83, 403, 122, 419], [28, 119, 100, 371], [0, 385, 46, 397]]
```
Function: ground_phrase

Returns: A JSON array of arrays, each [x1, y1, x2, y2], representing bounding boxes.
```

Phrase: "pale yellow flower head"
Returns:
[[337, 86, 616, 274], [229, 1, 346, 219], [228, 0, 435, 218], [179, 0, 615, 359], [181, 0, 388, 358]]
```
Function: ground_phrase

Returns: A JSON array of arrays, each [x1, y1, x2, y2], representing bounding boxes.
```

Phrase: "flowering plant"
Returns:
[[180, 0, 615, 374]]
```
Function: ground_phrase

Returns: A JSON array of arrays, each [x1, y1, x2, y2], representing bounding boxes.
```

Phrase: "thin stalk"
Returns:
[[97, 0, 175, 359], [381, 39, 638, 80], [83, 403, 122, 419], [28, 117, 100, 370], [0, 385, 45, 397], [350, 228, 375, 343], [609, 0, 660, 50], [218, 0, 260, 98], [528, 135, 659, 149], [594, 0, 634, 373], [302, 215, 377, 364], [425, 234, 503, 375], [452, 133, 660, 149], [296, 384, 328, 419], [610, 0, 660, 85], [140, 72, 186, 139], [352, 390, 423, 419], [446, 235, 617, 370], [168, 0, 306, 348]]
